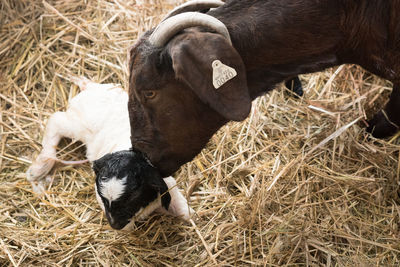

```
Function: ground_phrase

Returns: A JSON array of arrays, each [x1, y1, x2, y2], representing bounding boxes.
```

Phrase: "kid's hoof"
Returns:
[[26, 155, 56, 182]]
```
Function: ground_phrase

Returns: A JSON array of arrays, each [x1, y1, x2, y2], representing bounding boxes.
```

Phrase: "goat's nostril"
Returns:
[[105, 213, 114, 225]]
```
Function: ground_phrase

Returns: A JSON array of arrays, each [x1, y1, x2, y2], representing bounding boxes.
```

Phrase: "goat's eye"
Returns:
[[143, 91, 156, 99]]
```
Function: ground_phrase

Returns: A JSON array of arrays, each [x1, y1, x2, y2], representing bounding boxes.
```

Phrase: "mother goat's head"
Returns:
[[128, 8, 251, 176]]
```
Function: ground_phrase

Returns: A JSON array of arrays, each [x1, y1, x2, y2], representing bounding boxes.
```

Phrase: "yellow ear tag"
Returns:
[[212, 60, 237, 89]]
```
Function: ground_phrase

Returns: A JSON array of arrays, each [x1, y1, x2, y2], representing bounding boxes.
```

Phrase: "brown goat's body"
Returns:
[[129, 0, 400, 176], [211, 0, 399, 97]]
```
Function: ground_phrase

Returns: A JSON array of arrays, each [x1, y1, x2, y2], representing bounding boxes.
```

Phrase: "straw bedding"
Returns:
[[1, 0, 400, 266]]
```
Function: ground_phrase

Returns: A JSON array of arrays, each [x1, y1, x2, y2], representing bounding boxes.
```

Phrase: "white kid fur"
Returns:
[[27, 76, 193, 222]]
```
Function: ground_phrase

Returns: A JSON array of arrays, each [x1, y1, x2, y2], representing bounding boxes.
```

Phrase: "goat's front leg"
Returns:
[[285, 76, 303, 97], [367, 84, 400, 138], [26, 112, 77, 193]]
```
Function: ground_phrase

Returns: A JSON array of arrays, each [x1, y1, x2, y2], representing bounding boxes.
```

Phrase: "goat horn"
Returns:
[[149, 12, 231, 47], [162, 0, 225, 21]]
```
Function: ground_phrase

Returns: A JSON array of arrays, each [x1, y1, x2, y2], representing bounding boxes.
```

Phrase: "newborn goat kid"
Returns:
[[26, 77, 192, 230]]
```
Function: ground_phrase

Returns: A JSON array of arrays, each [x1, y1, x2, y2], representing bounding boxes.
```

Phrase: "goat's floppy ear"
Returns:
[[168, 32, 251, 121]]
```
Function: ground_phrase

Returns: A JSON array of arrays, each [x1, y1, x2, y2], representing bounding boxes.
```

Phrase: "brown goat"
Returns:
[[129, 0, 400, 177]]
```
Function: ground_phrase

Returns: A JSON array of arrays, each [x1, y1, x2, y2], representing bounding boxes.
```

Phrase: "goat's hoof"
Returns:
[[285, 78, 304, 97], [180, 206, 196, 222], [291, 85, 304, 97], [29, 175, 52, 195], [69, 76, 91, 90], [26, 155, 56, 182], [366, 111, 399, 138]]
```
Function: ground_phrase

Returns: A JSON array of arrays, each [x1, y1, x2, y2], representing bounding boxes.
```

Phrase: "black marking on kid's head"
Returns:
[[92, 149, 171, 230]]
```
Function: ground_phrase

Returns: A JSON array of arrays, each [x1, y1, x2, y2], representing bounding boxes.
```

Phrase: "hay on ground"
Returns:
[[1, 0, 399, 266]]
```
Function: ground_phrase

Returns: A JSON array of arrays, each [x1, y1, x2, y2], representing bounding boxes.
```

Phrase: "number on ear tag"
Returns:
[[212, 60, 237, 89]]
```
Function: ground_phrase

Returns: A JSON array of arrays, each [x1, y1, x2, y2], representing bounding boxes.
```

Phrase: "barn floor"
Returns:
[[1, 0, 400, 266]]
